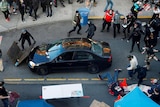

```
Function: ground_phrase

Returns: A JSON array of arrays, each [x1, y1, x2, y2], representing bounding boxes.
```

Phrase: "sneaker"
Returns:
[[97, 74, 103, 80], [77, 32, 82, 35], [67, 32, 70, 37], [6, 18, 10, 22]]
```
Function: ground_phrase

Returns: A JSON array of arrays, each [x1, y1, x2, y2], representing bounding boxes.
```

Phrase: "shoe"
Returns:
[[101, 30, 103, 32], [97, 75, 103, 80], [77, 32, 81, 35], [118, 69, 122, 72], [67, 32, 70, 37], [130, 50, 133, 53], [128, 77, 132, 80], [6, 18, 10, 22]]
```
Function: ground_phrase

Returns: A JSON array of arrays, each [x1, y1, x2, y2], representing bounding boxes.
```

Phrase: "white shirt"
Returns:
[[127, 55, 138, 70]]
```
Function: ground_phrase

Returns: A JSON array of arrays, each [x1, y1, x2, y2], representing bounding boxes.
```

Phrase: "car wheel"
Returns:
[[37, 66, 49, 75], [88, 64, 99, 74]]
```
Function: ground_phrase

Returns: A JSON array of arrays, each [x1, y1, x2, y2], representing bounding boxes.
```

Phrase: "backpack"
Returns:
[[137, 67, 147, 79]]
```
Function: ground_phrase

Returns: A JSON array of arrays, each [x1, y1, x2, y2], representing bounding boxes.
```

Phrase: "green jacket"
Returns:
[[0, 1, 9, 12]]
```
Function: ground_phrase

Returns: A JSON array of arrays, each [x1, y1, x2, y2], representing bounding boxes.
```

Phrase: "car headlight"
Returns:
[[29, 61, 36, 68]]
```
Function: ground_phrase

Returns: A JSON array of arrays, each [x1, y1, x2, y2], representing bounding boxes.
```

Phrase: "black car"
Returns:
[[28, 38, 112, 75]]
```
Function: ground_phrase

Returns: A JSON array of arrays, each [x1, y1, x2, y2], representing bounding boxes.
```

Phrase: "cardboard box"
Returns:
[[90, 99, 110, 107]]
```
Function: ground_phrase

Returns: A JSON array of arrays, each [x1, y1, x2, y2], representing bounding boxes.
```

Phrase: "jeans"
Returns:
[[1, 98, 9, 107], [104, 0, 113, 11], [101, 70, 119, 86]]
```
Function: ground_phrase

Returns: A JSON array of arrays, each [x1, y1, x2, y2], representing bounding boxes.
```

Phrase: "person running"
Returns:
[[68, 10, 82, 37]]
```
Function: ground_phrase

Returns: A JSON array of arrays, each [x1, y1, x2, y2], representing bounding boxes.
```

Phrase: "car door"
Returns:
[[72, 51, 94, 68], [49, 51, 75, 69]]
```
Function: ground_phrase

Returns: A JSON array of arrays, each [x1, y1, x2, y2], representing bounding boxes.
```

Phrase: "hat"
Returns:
[[151, 79, 158, 84]]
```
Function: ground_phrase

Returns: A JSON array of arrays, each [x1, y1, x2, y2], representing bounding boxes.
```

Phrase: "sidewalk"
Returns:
[[0, 0, 153, 33]]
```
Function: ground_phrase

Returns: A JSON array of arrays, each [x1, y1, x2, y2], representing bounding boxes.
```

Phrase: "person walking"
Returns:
[[18, 29, 36, 51], [0, 0, 10, 22], [46, 0, 52, 17], [17, 0, 26, 22], [0, 81, 10, 107], [113, 10, 123, 38], [104, 0, 113, 12], [137, 66, 147, 86], [101, 9, 114, 32], [127, 55, 139, 80], [68, 10, 82, 37], [85, 21, 96, 39]]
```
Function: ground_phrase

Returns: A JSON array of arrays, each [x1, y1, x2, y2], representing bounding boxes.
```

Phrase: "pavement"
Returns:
[[0, 0, 153, 33]]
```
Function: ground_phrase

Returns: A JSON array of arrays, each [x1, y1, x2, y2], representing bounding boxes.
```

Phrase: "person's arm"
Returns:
[[0, 95, 9, 99], [18, 34, 22, 42], [27, 32, 35, 41]]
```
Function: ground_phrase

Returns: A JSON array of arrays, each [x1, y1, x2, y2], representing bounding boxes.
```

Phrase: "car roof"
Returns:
[[47, 38, 92, 61]]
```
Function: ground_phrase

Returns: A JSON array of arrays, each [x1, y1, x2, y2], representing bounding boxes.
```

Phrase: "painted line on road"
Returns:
[[24, 78, 45, 81], [4, 78, 22, 82], [89, 16, 152, 20], [46, 78, 67, 81], [3, 77, 157, 83]]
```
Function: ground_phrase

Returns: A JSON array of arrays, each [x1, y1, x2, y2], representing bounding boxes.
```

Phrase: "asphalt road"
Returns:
[[0, 19, 160, 107], [0, 19, 160, 81]]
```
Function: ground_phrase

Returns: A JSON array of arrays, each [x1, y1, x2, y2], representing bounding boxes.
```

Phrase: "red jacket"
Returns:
[[104, 10, 114, 22]]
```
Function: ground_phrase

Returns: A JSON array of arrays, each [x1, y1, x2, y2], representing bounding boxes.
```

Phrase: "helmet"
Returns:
[[21, 29, 26, 33]]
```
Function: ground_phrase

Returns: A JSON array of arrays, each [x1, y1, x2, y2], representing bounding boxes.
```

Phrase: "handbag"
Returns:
[[72, 20, 77, 25]]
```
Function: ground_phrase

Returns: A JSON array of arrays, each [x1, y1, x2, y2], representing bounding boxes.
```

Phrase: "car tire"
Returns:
[[88, 64, 99, 74], [37, 66, 49, 75]]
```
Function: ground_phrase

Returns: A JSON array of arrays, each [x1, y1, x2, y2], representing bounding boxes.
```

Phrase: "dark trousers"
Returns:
[[1, 98, 9, 107], [102, 20, 111, 31], [46, 5, 52, 17], [69, 24, 81, 34], [113, 23, 120, 38], [2, 10, 10, 19], [54, 0, 65, 7], [131, 40, 141, 51], [21, 38, 31, 49]]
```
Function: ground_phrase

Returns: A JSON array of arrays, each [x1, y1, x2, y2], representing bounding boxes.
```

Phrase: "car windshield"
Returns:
[[91, 41, 102, 56]]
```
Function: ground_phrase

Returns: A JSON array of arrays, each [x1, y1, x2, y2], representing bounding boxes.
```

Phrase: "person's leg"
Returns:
[[113, 24, 116, 38], [109, 1, 113, 10], [2, 11, 8, 19], [117, 24, 120, 33], [77, 24, 82, 34], [130, 40, 135, 52], [2, 98, 9, 107], [104, 0, 109, 11], [107, 22, 111, 32], [21, 39, 25, 50], [27, 38, 32, 46], [101, 20, 107, 32], [100, 72, 114, 86], [128, 70, 134, 78], [136, 41, 141, 52], [69, 25, 77, 34], [113, 70, 119, 83], [49, 5, 52, 16]]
